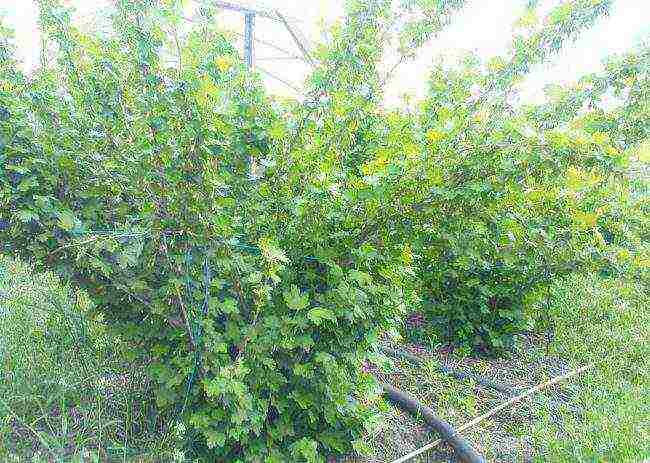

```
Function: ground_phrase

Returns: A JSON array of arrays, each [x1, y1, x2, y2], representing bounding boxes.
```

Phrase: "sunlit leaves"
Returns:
[[307, 307, 337, 326], [566, 166, 602, 191], [214, 54, 233, 73], [283, 285, 309, 311], [634, 140, 650, 164], [572, 210, 599, 230]]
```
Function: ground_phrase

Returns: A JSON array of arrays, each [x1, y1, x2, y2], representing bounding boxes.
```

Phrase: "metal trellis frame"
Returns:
[[213, 0, 312, 87]]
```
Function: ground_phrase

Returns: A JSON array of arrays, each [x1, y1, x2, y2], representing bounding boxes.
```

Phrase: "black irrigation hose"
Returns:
[[381, 383, 486, 463], [381, 346, 515, 395]]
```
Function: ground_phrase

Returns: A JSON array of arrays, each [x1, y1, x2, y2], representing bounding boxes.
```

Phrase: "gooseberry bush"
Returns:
[[1, 0, 647, 460], [2, 1, 411, 460]]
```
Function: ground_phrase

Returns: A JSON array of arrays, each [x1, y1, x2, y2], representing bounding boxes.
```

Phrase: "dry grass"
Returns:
[[346, 337, 565, 463]]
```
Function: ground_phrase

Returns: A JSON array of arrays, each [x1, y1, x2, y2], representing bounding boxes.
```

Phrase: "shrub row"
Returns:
[[1, 0, 647, 460]]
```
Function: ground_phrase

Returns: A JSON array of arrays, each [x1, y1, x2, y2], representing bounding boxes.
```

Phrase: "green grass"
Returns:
[[529, 273, 649, 462], [0, 255, 177, 462]]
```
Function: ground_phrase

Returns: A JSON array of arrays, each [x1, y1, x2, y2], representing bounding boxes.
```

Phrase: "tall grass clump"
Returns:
[[0, 255, 176, 461]]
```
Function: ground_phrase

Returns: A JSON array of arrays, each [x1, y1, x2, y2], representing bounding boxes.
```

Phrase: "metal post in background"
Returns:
[[213, 1, 308, 86], [244, 12, 255, 68]]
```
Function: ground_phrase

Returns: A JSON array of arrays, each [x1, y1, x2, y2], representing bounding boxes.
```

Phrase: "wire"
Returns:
[[256, 55, 304, 61], [257, 66, 303, 93], [213, 0, 280, 22], [276, 10, 315, 66], [230, 30, 306, 60], [224, 0, 305, 24]]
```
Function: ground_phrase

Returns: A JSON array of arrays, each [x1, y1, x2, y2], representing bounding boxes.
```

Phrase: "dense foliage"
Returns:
[[1, 0, 647, 460], [400, 37, 649, 348]]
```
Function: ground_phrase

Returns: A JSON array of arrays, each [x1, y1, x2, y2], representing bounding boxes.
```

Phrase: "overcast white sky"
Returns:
[[2, 0, 649, 105]]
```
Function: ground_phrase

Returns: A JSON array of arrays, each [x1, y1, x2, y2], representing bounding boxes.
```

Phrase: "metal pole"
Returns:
[[214, 1, 281, 22], [244, 12, 255, 68]]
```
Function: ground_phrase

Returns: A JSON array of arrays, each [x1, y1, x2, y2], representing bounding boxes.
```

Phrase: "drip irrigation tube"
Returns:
[[388, 363, 594, 463], [381, 383, 486, 463]]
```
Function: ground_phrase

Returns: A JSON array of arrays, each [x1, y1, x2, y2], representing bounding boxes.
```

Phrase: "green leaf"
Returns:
[[17, 210, 38, 223], [117, 241, 143, 269], [259, 237, 289, 264], [291, 437, 319, 462], [56, 210, 77, 231], [205, 429, 226, 449], [352, 438, 373, 456], [283, 286, 309, 311], [307, 307, 336, 326], [221, 297, 239, 314], [209, 297, 239, 315]]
